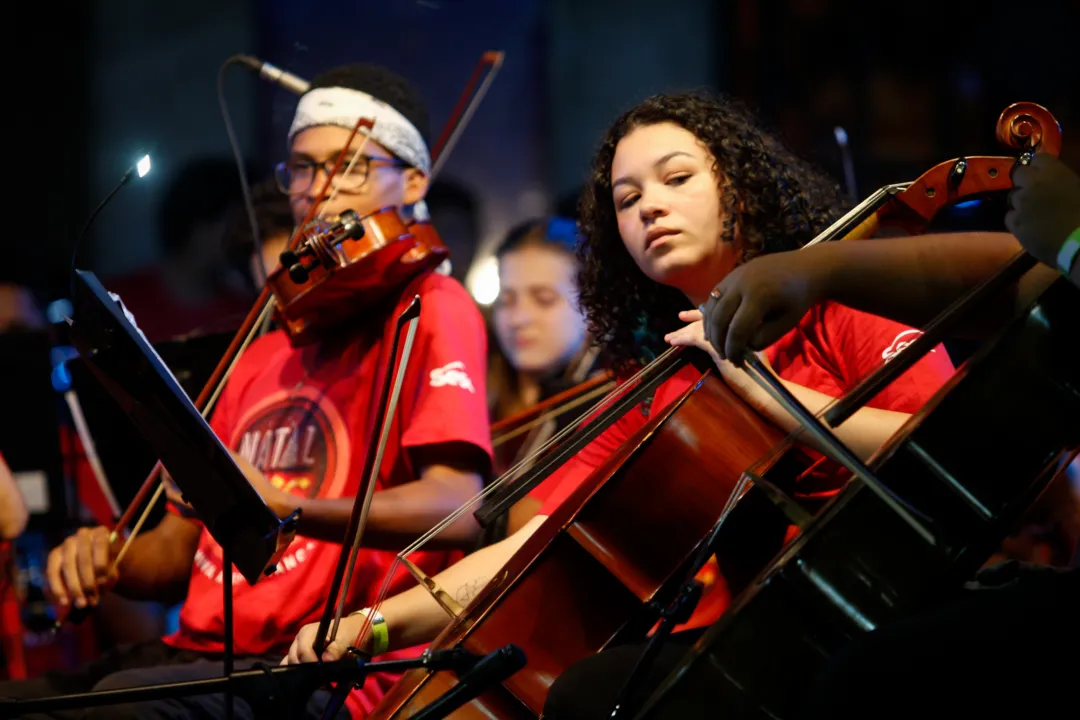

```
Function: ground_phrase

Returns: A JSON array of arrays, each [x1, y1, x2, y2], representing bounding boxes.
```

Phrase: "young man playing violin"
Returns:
[[699, 152, 1080, 720], [0, 63, 493, 720], [283, 90, 974, 718]]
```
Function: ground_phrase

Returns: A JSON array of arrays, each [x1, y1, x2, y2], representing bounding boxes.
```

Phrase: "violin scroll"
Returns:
[[279, 210, 366, 284], [996, 102, 1062, 157], [266, 206, 449, 346]]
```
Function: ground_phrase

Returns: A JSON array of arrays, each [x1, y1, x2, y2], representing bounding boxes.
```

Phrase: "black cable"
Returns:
[[68, 168, 137, 299], [217, 55, 266, 291]]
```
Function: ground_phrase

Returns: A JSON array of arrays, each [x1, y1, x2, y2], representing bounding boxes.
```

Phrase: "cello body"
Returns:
[[372, 355, 817, 717], [636, 276, 1080, 719]]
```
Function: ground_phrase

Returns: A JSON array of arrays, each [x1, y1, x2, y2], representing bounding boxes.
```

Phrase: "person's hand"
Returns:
[[664, 309, 721, 366], [281, 613, 370, 665], [45, 525, 120, 615], [700, 250, 829, 366], [1006, 153, 1080, 268], [665, 309, 772, 402]]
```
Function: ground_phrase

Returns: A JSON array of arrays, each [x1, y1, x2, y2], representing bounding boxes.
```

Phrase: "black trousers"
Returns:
[[543, 566, 1080, 720], [0, 639, 350, 720]]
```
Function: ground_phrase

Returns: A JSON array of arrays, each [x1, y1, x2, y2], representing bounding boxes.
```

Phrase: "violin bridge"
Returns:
[[401, 557, 465, 618], [744, 471, 813, 529]]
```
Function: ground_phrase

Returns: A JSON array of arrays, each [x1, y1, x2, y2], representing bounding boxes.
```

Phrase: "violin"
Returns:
[[635, 104, 1080, 718], [364, 102, 1073, 719], [60, 51, 505, 628], [264, 50, 507, 347], [266, 207, 449, 346]]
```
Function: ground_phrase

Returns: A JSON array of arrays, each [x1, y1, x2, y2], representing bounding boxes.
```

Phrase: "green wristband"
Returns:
[[1057, 226, 1080, 276], [350, 607, 389, 656]]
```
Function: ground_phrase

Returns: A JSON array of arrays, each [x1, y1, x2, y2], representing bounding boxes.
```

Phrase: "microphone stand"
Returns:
[[408, 645, 527, 720], [3, 649, 479, 718], [607, 464, 809, 719], [604, 522, 718, 719]]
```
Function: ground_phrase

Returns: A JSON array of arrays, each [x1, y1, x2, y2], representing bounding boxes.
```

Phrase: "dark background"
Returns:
[[19, 0, 1077, 308]]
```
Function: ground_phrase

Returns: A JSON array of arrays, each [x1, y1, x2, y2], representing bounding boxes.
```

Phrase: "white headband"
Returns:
[[288, 86, 431, 175]]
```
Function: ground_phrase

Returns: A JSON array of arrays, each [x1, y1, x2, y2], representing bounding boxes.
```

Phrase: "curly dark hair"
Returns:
[[577, 91, 847, 369]]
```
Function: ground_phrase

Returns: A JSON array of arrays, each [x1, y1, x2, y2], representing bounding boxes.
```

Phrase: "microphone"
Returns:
[[409, 645, 527, 720], [236, 55, 310, 95]]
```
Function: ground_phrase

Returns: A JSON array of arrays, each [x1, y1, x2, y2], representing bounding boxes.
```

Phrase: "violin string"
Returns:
[[491, 352, 611, 447], [491, 380, 616, 448]]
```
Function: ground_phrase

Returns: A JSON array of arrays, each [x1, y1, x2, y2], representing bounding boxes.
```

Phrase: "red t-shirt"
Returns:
[[526, 302, 955, 628], [161, 273, 492, 718], [532, 302, 954, 516]]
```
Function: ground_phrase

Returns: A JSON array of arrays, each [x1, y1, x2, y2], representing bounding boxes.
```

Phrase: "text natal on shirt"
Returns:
[[161, 272, 493, 718], [524, 302, 957, 630]]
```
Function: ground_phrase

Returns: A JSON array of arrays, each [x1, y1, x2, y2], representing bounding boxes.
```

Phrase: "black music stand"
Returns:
[[2, 270, 306, 717], [1, 271, 525, 719], [66, 270, 296, 586]]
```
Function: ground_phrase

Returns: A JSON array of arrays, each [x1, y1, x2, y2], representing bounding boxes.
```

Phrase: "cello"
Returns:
[[634, 107, 1079, 717], [362, 102, 1073, 718]]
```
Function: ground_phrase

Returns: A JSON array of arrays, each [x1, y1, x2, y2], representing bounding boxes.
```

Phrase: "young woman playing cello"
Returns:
[[697, 152, 1080, 720], [284, 90, 968, 716]]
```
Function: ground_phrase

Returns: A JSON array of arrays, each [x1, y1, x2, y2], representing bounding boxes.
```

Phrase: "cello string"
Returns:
[[360, 347, 688, 644], [402, 346, 680, 558], [356, 347, 684, 643], [353, 199, 884, 645], [802, 183, 910, 248]]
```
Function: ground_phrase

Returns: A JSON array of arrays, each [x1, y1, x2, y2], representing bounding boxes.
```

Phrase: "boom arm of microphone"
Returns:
[[408, 645, 527, 720], [235, 54, 310, 95]]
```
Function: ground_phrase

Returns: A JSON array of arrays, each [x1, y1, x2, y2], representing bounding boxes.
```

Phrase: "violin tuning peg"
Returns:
[[279, 249, 300, 267], [288, 263, 310, 284]]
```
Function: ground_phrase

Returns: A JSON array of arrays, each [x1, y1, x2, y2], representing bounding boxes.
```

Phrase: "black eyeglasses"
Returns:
[[274, 154, 408, 195]]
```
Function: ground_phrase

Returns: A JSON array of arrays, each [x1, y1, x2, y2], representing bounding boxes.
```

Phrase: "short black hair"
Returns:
[[307, 63, 431, 147]]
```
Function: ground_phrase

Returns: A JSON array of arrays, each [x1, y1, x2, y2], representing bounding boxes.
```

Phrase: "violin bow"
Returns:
[[342, 49, 504, 651], [61, 112, 378, 626]]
